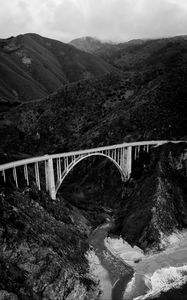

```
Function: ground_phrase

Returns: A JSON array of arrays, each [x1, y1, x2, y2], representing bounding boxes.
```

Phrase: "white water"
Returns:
[[105, 230, 187, 299], [134, 265, 187, 299]]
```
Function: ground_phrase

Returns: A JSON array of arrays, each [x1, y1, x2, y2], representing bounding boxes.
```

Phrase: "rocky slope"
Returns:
[[112, 142, 187, 252], [0, 33, 112, 109], [0, 184, 101, 300]]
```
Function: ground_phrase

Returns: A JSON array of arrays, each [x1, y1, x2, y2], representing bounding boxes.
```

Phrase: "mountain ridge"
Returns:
[[0, 33, 113, 110]]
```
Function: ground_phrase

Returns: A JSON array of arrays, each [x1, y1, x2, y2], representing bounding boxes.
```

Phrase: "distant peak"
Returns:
[[69, 36, 111, 53], [72, 36, 100, 40]]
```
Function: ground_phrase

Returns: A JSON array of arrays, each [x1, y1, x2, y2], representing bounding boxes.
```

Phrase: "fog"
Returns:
[[0, 0, 187, 42]]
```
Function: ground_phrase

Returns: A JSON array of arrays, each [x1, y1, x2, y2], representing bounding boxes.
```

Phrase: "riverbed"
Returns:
[[87, 223, 133, 300], [87, 223, 187, 300]]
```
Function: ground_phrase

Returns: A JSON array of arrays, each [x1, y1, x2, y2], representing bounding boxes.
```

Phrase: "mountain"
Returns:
[[69, 36, 148, 55], [2, 57, 187, 157], [69, 36, 112, 53], [1, 34, 187, 299], [96, 35, 187, 71], [0, 33, 113, 109]]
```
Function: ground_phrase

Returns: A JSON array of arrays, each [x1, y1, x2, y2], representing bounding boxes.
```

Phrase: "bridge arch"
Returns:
[[55, 152, 126, 194], [1, 140, 178, 200]]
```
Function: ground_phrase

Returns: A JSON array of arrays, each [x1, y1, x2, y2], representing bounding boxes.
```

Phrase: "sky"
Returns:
[[0, 0, 187, 43]]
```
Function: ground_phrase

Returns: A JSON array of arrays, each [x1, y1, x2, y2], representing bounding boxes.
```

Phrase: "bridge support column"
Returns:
[[47, 158, 56, 200], [126, 146, 132, 178]]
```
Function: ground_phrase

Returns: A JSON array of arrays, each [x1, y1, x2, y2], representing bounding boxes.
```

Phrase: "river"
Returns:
[[88, 222, 134, 300], [88, 222, 187, 300]]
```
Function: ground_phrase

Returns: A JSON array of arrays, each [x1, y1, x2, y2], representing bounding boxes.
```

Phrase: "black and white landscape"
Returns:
[[0, 1, 187, 300]]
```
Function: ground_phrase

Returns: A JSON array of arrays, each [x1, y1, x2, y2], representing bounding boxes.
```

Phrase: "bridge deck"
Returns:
[[0, 140, 185, 171]]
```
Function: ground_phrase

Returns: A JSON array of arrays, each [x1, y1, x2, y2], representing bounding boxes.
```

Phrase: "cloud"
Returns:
[[0, 0, 187, 42]]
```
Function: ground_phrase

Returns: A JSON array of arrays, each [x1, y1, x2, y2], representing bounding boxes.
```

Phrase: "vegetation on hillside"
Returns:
[[1, 59, 187, 157], [0, 33, 112, 110]]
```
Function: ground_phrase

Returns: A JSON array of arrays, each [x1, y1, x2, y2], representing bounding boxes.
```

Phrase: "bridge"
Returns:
[[0, 140, 185, 200]]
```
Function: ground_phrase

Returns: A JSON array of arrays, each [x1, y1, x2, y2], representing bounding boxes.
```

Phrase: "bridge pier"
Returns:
[[47, 158, 56, 200], [126, 146, 132, 178]]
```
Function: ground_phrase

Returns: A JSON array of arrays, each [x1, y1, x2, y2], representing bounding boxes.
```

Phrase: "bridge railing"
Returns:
[[50, 140, 168, 159], [0, 140, 179, 172], [0, 155, 50, 172]]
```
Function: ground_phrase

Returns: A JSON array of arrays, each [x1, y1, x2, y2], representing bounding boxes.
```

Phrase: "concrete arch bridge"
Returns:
[[0, 140, 184, 200]]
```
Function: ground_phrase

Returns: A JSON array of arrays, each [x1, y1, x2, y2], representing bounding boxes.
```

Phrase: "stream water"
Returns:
[[88, 223, 133, 300], [88, 223, 187, 300]]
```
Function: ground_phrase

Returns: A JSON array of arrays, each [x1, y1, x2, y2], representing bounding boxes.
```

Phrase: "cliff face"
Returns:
[[112, 143, 187, 252], [0, 187, 99, 300]]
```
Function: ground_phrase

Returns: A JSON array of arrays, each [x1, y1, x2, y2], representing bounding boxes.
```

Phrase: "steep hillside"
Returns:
[[69, 36, 111, 53], [94, 38, 148, 58], [0, 33, 113, 108], [96, 35, 187, 72], [1, 59, 187, 157], [0, 186, 100, 299], [111, 142, 187, 251]]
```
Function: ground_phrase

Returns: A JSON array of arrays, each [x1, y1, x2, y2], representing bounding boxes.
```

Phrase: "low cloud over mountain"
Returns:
[[1, 0, 187, 42]]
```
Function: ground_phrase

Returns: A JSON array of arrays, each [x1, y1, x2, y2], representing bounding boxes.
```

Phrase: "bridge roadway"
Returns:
[[0, 140, 170, 170], [0, 140, 186, 200]]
